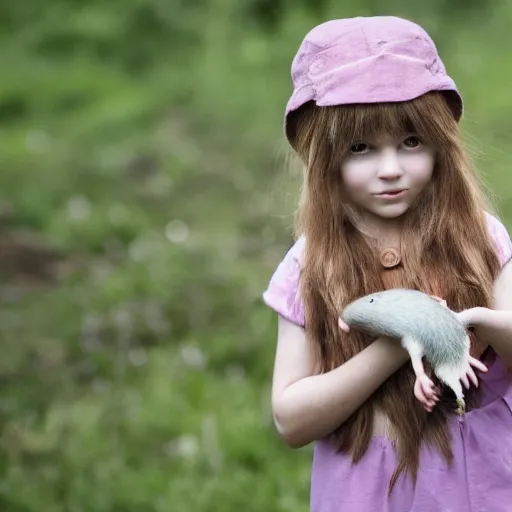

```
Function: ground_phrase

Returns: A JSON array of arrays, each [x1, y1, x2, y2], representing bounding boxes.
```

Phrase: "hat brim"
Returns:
[[284, 88, 463, 149]]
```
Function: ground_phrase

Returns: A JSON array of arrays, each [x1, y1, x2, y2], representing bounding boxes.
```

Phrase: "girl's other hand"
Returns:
[[456, 306, 488, 329]]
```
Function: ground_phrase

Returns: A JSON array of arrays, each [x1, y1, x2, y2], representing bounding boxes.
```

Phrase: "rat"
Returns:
[[339, 288, 488, 415]]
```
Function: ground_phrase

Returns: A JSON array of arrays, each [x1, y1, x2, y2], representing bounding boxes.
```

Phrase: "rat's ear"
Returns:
[[338, 317, 350, 333], [431, 295, 447, 308]]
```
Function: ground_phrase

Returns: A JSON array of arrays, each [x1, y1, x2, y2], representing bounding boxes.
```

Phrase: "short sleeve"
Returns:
[[485, 212, 512, 267], [262, 237, 306, 327]]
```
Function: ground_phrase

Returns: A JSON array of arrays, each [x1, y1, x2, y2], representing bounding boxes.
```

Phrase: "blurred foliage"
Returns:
[[0, 0, 511, 511]]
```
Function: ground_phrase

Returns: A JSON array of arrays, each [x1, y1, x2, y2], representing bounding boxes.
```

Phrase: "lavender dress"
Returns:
[[263, 213, 512, 511]]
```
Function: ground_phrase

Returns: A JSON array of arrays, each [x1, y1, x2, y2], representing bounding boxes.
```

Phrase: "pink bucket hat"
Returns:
[[285, 16, 463, 144]]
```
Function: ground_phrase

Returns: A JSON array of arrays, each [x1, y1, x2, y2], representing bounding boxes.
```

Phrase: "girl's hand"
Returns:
[[455, 306, 488, 329]]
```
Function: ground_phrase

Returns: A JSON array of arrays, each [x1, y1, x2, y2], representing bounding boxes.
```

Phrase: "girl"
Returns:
[[263, 16, 512, 511]]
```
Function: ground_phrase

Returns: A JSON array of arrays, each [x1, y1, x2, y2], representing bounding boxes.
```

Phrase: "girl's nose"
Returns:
[[377, 148, 404, 180]]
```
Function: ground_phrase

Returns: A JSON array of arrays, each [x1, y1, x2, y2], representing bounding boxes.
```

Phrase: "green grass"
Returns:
[[0, 1, 511, 510]]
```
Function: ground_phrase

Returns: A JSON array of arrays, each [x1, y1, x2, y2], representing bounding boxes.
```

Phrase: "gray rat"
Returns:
[[340, 288, 486, 415]]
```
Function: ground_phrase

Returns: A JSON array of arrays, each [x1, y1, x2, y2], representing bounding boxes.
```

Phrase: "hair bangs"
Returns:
[[323, 93, 455, 157]]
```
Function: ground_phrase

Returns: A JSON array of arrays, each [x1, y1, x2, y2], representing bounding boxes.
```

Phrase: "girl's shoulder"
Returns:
[[262, 236, 306, 327], [484, 211, 512, 267], [281, 235, 307, 266]]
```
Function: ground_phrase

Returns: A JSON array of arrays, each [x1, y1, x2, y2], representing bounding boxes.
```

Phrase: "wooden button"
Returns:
[[380, 248, 401, 268]]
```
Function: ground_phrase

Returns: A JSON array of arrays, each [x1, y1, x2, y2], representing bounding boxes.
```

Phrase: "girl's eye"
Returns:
[[349, 143, 368, 154], [403, 136, 421, 148]]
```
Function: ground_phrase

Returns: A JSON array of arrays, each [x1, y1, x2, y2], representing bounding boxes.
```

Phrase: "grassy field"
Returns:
[[0, 1, 511, 511]]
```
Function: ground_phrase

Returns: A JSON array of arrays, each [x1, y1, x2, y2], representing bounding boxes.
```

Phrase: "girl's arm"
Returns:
[[458, 261, 512, 366], [271, 315, 409, 448]]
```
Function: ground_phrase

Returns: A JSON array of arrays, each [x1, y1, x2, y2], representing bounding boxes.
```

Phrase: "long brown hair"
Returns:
[[288, 92, 501, 492]]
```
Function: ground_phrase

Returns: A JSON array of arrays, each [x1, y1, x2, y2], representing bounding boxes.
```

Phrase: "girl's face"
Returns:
[[341, 133, 435, 223]]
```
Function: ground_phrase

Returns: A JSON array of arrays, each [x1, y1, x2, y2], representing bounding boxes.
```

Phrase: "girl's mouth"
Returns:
[[375, 189, 408, 199]]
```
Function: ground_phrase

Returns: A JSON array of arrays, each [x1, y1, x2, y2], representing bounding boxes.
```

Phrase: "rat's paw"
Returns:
[[468, 355, 488, 373], [460, 356, 488, 389], [414, 374, 439, 412]]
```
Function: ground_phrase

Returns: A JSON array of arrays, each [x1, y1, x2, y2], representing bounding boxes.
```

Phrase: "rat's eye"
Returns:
[[369, 298, 374, 303]]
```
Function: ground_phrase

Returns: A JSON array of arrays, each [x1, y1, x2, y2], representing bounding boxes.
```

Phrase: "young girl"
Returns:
[[263, 16, 512, 511]]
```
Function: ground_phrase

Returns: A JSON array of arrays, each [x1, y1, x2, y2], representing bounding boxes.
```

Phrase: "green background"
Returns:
[[1, 1, 511, 510]]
